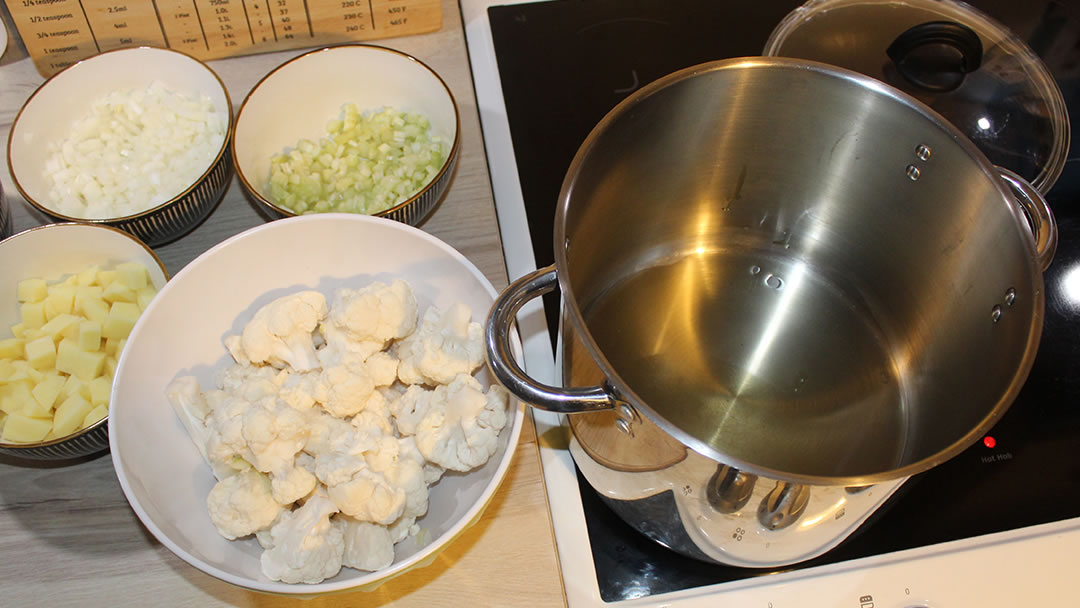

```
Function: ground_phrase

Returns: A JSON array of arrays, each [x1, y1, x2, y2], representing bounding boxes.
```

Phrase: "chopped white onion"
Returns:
[[43, 81, 226, 219]]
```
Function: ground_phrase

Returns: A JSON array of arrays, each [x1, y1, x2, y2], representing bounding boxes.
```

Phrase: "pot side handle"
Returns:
[[485, 265, 617, 414], [998, 166, 1058, 271]]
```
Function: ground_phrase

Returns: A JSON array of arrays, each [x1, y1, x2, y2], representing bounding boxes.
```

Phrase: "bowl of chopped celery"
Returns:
[[232, 44, 459, 225], [8, 46, 233, 247], [0, 223, 167, 460], [109, 214, 523, 593]]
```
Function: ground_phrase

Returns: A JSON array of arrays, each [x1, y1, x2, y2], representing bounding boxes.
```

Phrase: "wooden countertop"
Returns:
[[0, 2, 567, 605]]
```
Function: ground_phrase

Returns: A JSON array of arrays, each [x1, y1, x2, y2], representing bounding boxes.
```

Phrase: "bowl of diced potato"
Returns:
[[0, 223, 166, 460]]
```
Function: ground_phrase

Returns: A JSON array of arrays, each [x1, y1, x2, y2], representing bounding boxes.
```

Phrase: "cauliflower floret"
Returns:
[[242, 400, 309, 475], [216, 363, 284, 400], [407, 374, 509, 472], [389, 384, 437, 437], [337, 516, 395, 572], [313, 431, 409, 525], [395, 302, 484, 386], [278, 371, 319, 411], [326, 468, 406, 525], [319, 281, 417, 362], [270, 464, 318, 506], [260, 494, 344, 584], [352, 389, 395, 437], [205, 392, 258, 479], [303, 410, 358, 458], [237, 291, 328, 372], [313, 353, 376, 418], [400, 435, 444, 486], [165, 375, 213, 466], [206, 470, 283, 540]]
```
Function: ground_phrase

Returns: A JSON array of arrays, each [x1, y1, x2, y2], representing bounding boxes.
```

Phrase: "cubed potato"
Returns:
[[2, 413, 52, 443], [0, 359, 14, 381], [10, 323, 26, 339], [102, 281, 136, 304], [52, 393, 92, 437], [82, 403, 108, 429], [136, 286, 158, 311], [20, 301, 46, 330], [6, 360, 44, 384], [24, 335, 57, 371], [79, 294, 110, 324], [76, 265, 100, 287], [78, 321, 103, 352], [41, 313, 81, 342], [17, 278, 48, 303], [56, 339, 106, 382], [115, 262, 149, 291], [60, 374, 87, 401], [103, 302, 140, 340], [104, 356, 118, 378], [88, 376, 111, 406], [44, 287, 75, 320], [74, 286, 104, 315], [0, 338, 22, 359], [96, 270, 117, 287], [31, 373, 66, 410], [0, 381, 35, 416]]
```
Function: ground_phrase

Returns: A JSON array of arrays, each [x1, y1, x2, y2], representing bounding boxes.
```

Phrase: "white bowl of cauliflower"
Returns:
[[108, 214, 524, 594]]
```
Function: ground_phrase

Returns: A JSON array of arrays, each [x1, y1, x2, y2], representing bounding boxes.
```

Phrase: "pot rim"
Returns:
[[553, 56, 1047, 486]]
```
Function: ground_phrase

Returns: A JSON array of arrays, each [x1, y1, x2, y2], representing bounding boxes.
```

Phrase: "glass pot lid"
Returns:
[[764, 0, 1070, 194]]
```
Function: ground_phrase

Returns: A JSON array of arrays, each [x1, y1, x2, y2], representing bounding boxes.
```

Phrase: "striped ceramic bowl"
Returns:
[[7, 47, 233, 247], [232, 44, 460, 226], [0, 223, 168, 461]]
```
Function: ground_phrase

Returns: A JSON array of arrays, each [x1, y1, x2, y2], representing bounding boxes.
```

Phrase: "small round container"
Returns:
[[0, 223, 168, 461], [8, 47, 234, 247], [232, 44, 460, 226]]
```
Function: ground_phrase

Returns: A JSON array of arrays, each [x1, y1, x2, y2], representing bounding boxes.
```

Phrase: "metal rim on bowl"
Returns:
[[231, 43, 462, 226], [6, 46, 235, 247], [0, 222, 169, 460]]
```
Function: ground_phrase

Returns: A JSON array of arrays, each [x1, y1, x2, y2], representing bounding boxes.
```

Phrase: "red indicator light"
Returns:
[[983, 436, 997, 449]]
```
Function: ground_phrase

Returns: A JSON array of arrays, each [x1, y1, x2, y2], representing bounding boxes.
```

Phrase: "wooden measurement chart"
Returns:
[[5, 0, 441, 76]]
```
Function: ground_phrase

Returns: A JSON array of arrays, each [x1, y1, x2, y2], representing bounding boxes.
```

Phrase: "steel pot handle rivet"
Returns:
[[485, 264, 618, 414], [997, 166, 1058, 271]]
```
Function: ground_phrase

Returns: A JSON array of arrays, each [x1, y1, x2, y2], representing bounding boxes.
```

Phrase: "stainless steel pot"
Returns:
[[485, 58, 1057, 565]]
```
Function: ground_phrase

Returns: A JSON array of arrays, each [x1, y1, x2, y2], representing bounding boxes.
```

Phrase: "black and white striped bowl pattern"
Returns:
[[0, 420, 108, 460], [27, 143, 233, 248]]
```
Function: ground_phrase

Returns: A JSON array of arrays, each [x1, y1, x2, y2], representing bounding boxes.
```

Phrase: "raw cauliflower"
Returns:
[[321, 280, 417, 361], [260, 494, 344, 584], [392, 373, 509, 471], [338, 516, 395, 572], [165, 279, 512, 585], [395, 302, 485, 386], [238, 291, 328, 372], [206, 470, 284, 540]]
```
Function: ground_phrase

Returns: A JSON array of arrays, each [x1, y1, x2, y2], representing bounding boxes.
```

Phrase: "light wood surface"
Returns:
[[0, 2, 567, 605]]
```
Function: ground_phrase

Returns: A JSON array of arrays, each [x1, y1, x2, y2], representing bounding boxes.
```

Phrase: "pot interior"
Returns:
[[559, 59, 1042, 482]]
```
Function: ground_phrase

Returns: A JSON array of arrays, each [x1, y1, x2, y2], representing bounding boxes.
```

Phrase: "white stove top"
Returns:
[[459, 1, 1080, 605]]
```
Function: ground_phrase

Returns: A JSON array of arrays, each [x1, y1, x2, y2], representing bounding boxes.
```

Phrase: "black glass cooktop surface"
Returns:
[[488, 0, 1080, 602]]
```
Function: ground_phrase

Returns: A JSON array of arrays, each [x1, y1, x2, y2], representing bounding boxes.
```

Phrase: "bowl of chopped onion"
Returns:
[[232, 44, 459, 225], [109, 213, 523, 593], [0, 222, 167, 460], [7, 47, 233, 247]]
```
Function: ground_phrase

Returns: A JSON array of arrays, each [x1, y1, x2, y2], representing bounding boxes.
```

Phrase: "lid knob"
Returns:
[[886, 21, 983, 92]]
